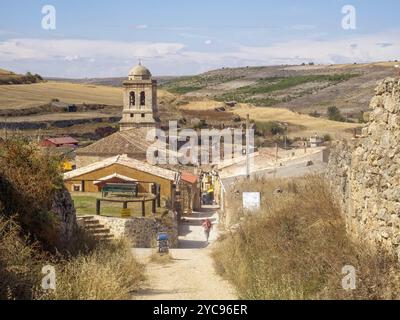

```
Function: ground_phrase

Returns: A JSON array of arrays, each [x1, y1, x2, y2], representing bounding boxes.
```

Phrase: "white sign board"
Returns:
[[242, 192, 261, 211]]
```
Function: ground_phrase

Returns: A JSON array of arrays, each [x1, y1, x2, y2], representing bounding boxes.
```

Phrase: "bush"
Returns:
[[254, 121, 286, 137], [327, 106, 346, 122], [213, 175, 400, 299], [0, 138, 63, 249]]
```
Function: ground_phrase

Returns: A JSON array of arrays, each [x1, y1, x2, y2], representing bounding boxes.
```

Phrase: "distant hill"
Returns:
[[0, 69, 43, 85], [159, 61, 399, 119], [46, 76, 178, 87]]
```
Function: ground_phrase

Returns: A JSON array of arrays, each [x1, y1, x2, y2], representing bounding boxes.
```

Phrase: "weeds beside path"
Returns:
[[132, 206, 237, 300]]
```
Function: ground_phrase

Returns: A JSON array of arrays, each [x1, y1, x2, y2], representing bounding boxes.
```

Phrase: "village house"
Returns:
[[41, 136, 79, 148], [64, 154, 180, 204], [179, 171, 201, 214]]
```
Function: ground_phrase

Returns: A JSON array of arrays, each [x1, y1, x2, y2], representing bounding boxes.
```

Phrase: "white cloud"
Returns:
[[135, 24, 148, 29], [0, 38, 185, 62], [204, 40, 212, 45], [0, 32, 399, 77]]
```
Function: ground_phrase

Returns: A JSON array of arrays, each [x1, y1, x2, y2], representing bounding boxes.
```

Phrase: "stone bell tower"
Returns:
[[120, 63, 159, 131]]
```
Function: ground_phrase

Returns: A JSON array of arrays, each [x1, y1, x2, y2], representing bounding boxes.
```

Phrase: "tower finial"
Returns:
[[138, 59, 142, 66]]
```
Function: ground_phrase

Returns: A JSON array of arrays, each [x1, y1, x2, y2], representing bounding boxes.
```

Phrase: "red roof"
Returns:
[[45, 137, 79, 145], [181, 172, 198, 184]]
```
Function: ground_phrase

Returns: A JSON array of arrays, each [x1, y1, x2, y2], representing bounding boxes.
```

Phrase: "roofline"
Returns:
[[64, 154, 179, 182]]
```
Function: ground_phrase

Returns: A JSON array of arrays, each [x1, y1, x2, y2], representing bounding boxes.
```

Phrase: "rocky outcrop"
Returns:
[[327, 78, 400, 253], [51, 187, 77, 243]]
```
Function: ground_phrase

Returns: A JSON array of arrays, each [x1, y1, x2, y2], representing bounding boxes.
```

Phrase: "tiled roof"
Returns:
[[76, 128, 150, 156], [45, 137, 78, 145], [181, 171, 198, 184], [64, 154, 180, 182]]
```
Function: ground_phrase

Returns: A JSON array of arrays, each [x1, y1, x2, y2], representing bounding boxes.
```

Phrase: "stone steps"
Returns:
[[78, 215, 114, 243]]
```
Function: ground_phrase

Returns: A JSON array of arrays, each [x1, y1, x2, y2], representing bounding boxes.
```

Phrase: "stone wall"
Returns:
[[327, 78, 400, 253], [97, 211, 179, 248]]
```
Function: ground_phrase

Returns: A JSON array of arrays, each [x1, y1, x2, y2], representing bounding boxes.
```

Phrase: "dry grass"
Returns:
[[0, 81, 174, 110], [39, 239, 144, 300], [177, 96, 359, 139], [213, 175, 400, 300], [149, 251, 174, 265], [0, 217, 44, 299], [0, 82, 123, 109], [0, 215, 145, 300], [234, 104, 360, 140]]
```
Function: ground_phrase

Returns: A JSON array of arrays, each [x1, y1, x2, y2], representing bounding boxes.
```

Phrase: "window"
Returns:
[[130, 114, 134, 118], [141, 113, 145, 118], [140, 91, 145, 106], [129, 92, 135, 106], [72, 184, 82, 192]]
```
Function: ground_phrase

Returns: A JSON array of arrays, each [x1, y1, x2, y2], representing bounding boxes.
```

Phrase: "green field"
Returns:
[[214, 74, 360, 106], [160, 74, 244, 94]]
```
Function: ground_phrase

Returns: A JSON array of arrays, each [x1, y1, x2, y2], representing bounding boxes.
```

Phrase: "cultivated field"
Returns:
[[161, 62, 398, 118], [0, 82, 123, 109]]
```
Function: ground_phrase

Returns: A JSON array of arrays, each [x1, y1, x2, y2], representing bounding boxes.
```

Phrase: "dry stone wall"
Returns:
[[97, 211, 179, 248], [327, 78, 400, 253]]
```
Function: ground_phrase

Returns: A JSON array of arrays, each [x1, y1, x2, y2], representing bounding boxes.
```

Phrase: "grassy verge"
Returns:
[[0, 216, 145, 300], [213, 175, 400, 300], [71, 192, 166, 218], [40, 238, 144, 300]]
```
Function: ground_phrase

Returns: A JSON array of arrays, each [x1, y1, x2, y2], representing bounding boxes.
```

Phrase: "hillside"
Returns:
[[1, 62, 392, 141], [161, 62, 398, 119], [0, 68, 43, 85], [0, 80, 181, 139]]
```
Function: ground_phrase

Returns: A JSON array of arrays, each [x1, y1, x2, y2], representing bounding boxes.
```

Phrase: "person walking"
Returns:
[[202, 218, 213, 243]]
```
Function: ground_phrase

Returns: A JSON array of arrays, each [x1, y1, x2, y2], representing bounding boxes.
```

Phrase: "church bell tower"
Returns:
[[120, 63, 159, 131]]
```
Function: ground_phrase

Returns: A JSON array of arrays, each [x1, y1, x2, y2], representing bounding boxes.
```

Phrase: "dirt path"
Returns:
[[132, 206, 237, 300]]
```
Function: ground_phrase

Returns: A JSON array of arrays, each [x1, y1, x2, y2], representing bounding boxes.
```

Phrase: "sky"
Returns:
[[0, 0, 400, 78]]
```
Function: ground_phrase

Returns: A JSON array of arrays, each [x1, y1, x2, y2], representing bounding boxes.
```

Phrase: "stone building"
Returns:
[[76, 63, 162, 167], [120, 63, 159, 131], [64, 154, 180, 203]]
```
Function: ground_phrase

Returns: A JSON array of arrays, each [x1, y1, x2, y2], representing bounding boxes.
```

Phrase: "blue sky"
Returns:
[[1, 0, 399, 77]]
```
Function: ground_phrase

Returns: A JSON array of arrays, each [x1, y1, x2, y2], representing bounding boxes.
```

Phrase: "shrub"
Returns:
[[213, 175, 400, 299], [327, 106, 346, 122], [254, 121, 286, 137], [0, 138, 63, 249]]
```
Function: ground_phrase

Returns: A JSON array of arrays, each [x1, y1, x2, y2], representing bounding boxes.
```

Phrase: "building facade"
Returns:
[[120, 63, 159, 131]]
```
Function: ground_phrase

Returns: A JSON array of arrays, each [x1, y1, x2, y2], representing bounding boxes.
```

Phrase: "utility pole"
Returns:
[[246, 114, 250, 179]]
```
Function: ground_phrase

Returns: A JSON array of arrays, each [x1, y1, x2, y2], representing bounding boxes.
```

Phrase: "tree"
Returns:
[[327, 106, 345, 122]]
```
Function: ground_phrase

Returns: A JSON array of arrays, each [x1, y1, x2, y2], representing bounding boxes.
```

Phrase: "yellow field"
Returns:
[[0, 82, 124, 109], [0, 81, 175, 109], [0, 79, 361, 139], [179, 98, 360, 139], [234, 104, 360, 139]]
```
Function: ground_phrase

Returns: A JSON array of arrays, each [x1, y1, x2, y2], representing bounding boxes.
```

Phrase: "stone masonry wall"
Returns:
[[97, 211, 179, 248], [327, 78, 400, 253]]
